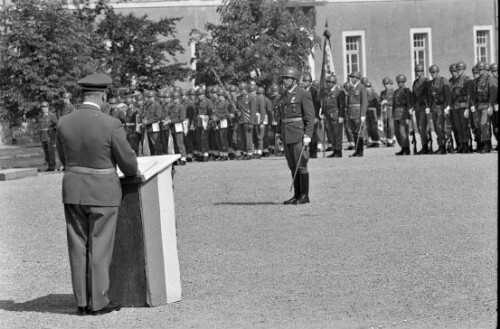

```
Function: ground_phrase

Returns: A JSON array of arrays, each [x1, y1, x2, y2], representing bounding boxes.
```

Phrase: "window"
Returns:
[[342, 31, 365, 80], [410, 28, 432, 81], [473, 26, 494, 64]]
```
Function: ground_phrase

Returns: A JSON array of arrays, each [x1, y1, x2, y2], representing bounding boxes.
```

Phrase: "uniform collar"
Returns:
[[82, 101, 101, 110]]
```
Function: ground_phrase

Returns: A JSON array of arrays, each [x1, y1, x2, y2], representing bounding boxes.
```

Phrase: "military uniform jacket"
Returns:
[[428, 76, 452, 108], [110, 107, 126, 124], [322, 85, 346, 121], [306, 87, 321, 119], [56, 103, 138, 207], [271, 95, 280, 125], [367, 91, 381, 114], [39, 112, 58, 142], [214, 99, 230, 120], [392, 86, 412, 120], [346, 82, 368, 119], [264, 96, 273, 124], [451, 75, 474, 109], [412, 77, 430, 111], [183, 99, 196, 126], [473, 73, 497, 108], [124, 107, 139, 134], [380, 88, 395, 111], [236, 93, 257, 124], [169, 103, 186, 124], [276, 85, 315, 144], [142, 101, 162, 130]]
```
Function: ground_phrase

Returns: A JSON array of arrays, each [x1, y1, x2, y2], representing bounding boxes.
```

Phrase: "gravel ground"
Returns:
[[0, 146, 497, 329]]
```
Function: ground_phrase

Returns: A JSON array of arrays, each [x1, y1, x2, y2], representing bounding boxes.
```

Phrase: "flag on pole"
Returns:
[[319, 22, 335, 101]]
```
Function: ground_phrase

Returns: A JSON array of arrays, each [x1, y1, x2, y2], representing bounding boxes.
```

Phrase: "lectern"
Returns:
[[109, 155, 181, 306]]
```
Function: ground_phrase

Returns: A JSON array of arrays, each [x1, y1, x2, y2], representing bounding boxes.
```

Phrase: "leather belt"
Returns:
[[65, 166, 116, 175], [367, 107, 376, 111], [125, 123, 136, 126], [282, 117, 302, 124]]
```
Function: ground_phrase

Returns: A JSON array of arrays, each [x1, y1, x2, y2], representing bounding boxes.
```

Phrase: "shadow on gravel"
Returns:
[[0, 294, 76, 315], [214, 201, 282, 205]]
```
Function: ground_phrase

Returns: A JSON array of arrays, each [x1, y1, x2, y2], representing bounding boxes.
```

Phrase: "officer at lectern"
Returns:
[[56, 73, 140, 315]]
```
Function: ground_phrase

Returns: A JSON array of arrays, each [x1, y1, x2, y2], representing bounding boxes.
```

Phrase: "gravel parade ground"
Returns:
[[0, 146, 497, 329]]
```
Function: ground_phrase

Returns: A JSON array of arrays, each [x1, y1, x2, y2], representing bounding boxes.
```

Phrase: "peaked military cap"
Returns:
[[77, 73, 112, 91]]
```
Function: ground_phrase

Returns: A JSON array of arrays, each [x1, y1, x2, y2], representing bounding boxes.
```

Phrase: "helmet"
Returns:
[[256, 87, 265, 94], [162, 90, 172, 98], [108, 97, 119, 104], [429, 65, 440, 73], [229, 85, 238, 92], [281, 67, 300, 80], [270, 84, 279, 92], [349, 71, 361, 79], [172, 91, 181, 99], [360, 77, 369, 85], [180, 89, 187, 96], [62, 92, 71, 99], [134, 94, 143, 101], [396, 74, 406, 82], [490, 63, 498, 72], [484, 62, 490, 71], [238, 82, 248, 91], [325, 75, 337, 83], [414, 64, 425, 72], [382, 77, 392, 85], [449, 63, 458, 72], [206, 86, 214, 93], [188, 88, 196, 95], [456, 61, 466, 70], [302, 73, 312, 82], [144, 90, 156, 97], [471, 66, 479, 74], [41, 101, 49, 107], [248, 84, 256, 92], [217, 88, 226, 96], [196, 87, 205, 95], [365, 81, 372, 88], [125, 97, 134, 105], [172, 86, 181, 93], [476, 61, 486, 70], [312, 80, 319, 87]]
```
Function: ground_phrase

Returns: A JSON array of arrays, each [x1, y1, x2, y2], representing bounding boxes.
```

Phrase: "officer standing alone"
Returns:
[[39, 101, 58, 171], [276, 67, 315, 205]]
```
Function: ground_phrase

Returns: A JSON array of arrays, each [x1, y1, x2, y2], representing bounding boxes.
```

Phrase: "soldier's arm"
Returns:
[[302, 90, 315, 137], [339, 90, 346, 118], [56, 130, 65, 167], [488, 76, 497, 107], [443, 80, 452, 107], [360, 86, 368, 118], [465, 78, 474, 108]]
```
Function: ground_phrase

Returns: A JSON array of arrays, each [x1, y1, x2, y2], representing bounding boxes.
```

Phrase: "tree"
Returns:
[[96, 10, 190, 92], [190, 0, 318, 88], [0, 0, 99, 126]]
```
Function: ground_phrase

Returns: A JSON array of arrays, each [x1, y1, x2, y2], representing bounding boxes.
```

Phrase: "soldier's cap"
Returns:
[[41, 101, 49, 107], [108, 97, 119, 104], [77, 73, 112, 91], [144, 90, 156, 97]]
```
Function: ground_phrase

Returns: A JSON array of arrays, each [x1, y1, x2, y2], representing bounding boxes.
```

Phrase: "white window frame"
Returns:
[[342, 30, 366, 81], [473, 25, 494, 64], [410, 28, 433, 82]]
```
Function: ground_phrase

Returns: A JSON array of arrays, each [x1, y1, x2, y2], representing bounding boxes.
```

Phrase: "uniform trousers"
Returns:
[[452, 108, 469, 145], [266, 124, 277, 152], [253, 124, 265, 152], [393, 108, 409, 148], [196, 127, 209, 156], [344, 120, 353, 143], [42, 140, 56, 169], [172, 131, 187, 158], [347, 118, 363, 147], [474, 107, 491, 141], [64, 204, 118, 311], [491, 107, 499, 143], [146, 129, 163, 155], [262, 124, 270, 152], [284, 141, 309, 174], [365, 110, 380, 142], [444, 112, 454, 146], [215, 128, 229, 154], [382, 107, 395, 141], [208, 129, 217, 155], [432, 105, 446, 147], [231, 123, 239, 152], [324, 118, 343, 151], [238, 123, 254, 154], [185, 129, 195, 158], [126, 132, 140, 155], [416, 111, 429, 145]]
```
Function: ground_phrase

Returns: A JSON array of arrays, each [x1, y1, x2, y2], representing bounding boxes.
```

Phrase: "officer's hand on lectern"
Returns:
[[303, 135, 311, 146], [425, 107, 430, 114], [360, 116, 366, 123]]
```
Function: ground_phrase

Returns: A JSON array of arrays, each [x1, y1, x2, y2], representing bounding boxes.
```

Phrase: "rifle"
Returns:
[[210, 68, 238, 111]]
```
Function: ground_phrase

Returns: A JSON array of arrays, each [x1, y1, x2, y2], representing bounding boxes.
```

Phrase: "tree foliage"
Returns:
[[190, 0, 318, 88], [0, 0, 188, 130]]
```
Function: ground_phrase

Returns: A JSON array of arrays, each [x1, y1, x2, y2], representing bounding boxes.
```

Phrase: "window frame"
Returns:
[[342, 30, 366, 81], [473, 25, 494, 65], [410, 28, 433, 82]]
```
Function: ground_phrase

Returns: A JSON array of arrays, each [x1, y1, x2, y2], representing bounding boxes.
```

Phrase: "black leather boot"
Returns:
[[284, 175, 301, 205], [395, 148, 405, 155], [295, 173, 310, 204]]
